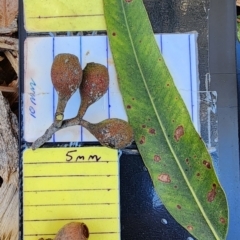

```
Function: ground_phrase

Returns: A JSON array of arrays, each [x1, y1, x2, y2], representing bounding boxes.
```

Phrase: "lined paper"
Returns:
[[23, 33, 199, 143], [23, 147, 120, 240], [23, 0, 106, 32]]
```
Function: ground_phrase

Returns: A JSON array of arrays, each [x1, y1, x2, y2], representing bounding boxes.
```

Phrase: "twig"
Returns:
[[0, 37, 18, 51], [4, 51, 18, 76], [7, 80, 19, 105], [0, 19, 17, 34], [0, 86, 18, 93], [31, 116, 82, 150]]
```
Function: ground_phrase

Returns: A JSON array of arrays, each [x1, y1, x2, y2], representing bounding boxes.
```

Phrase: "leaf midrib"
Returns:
[[120, 1, 219, 239]]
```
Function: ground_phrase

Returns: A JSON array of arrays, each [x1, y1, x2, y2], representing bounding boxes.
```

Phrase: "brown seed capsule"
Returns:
[[80, 118, 134, 149], [54, 222, 89, 240], [51, 53, 82, 127], [78, 62, 109, 118]]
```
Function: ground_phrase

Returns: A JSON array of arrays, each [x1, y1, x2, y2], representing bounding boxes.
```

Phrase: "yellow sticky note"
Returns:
[[23, 0, 106, 32], [23, 147, 120, 240]]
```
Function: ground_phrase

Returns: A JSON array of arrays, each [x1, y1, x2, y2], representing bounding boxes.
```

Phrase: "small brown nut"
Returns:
[[80, 118, 134, 149], [54, 222, 89, 240], [51, 53, 82, 127], [78, 62, 109, 118]]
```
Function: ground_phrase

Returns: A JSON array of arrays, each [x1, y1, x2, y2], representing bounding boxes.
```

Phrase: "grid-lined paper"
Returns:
[[23, 147, 120, 240], [23, 33, 199, 143]]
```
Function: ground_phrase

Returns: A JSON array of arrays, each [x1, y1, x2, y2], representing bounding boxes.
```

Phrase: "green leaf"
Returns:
[[103, 0, 228, 239]]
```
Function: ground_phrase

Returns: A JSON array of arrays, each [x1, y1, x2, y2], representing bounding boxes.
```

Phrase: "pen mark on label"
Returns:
[[66, 150, 101, 162], [29, 78, 36, 118]]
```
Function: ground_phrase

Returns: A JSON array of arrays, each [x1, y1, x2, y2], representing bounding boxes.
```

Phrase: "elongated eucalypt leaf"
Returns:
[[103, 0, 228, 239]]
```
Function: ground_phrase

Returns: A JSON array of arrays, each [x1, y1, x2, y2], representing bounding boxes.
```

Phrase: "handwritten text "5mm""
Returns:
[[66, 150, 101, 162]]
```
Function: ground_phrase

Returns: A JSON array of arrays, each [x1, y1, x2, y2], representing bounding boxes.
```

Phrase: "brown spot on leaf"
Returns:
[[158, 174, 171, 183], [220, 217, 226, 224], [167, 83, 170, 87], [187, 225, 193, 231], [154, 155, 161, 162], [174, 125, 184, 141], [196, 173, 200, 177], [132, 98, 135, 100], [177, 205, 181, 209], [125, 0, 132, 2], [142, 124, 146, 128], [149, 128, 156, 134], [127, 105, 131, 109], [207, 184, 217, 202], [139, 136, 145, 144], [186, 158, 189, 163], [203, 160, 211, 169], [112, 32, 116, 36], [174, 185, 178, 188]]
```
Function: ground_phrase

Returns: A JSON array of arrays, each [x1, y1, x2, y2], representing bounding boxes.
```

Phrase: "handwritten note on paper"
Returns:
[[23, 147, 120, 240], [23, 33, 199, 143], [23, 0, 106, 32]]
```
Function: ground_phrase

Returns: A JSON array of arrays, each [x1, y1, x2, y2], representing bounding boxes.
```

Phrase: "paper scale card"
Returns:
[[23, 33, 199, 144], [23, 0, 106, 32], [23, 147, 120, 239]]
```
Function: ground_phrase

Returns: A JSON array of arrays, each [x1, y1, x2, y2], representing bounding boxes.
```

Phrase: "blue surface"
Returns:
[[236, 41, 240, 74]]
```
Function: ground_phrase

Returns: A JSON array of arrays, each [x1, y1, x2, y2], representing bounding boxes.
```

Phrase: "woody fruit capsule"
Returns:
[[78, 62, 109, 118], [54, 222, 89, 240], [79, 118, 134, 149], [51, 53, 82, 127]]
